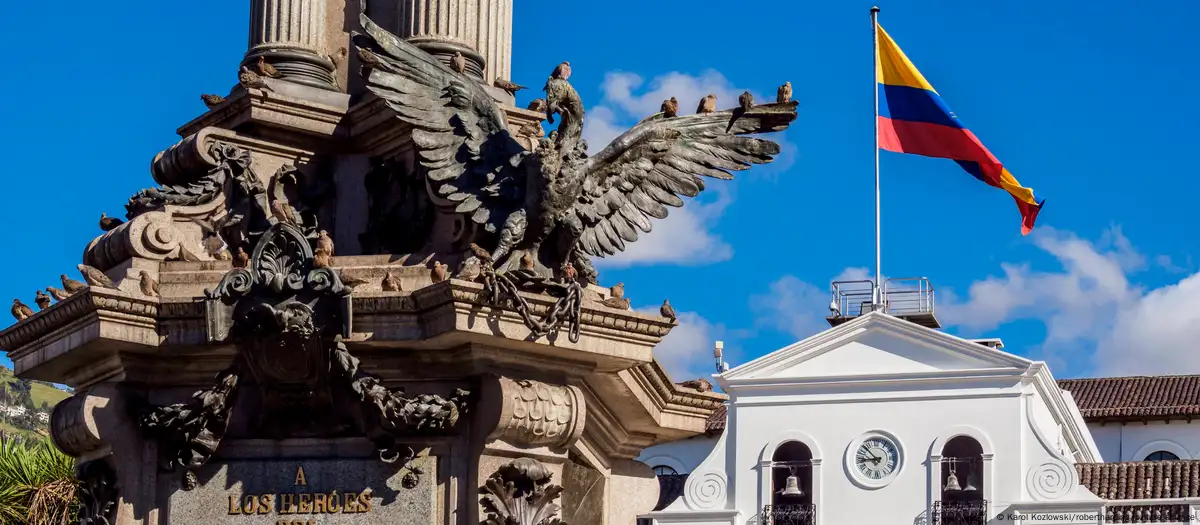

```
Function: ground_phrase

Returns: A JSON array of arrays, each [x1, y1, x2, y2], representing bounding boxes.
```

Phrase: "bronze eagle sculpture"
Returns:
[[352, 1, 798, 285]]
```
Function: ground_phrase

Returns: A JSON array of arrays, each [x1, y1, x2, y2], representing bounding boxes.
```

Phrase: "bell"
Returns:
[[780, 475, 804, 497], [944, 470, 962, 492], [963, 471, 979, 492]]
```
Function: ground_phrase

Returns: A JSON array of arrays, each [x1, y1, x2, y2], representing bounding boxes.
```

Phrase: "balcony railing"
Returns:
[[762, 504, 816, 525], [933, 500, 988, 525], [828, 277, 939, 328]]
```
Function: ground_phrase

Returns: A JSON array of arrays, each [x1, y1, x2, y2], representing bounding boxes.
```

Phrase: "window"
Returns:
[[1145, 451, 1180, 461], [653, 465, 678, 476]]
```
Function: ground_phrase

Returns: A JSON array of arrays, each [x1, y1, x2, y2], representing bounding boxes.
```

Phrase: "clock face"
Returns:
[[855, 437, 899, 480]]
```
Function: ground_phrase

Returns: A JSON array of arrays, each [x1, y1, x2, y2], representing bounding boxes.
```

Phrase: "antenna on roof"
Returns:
[[714, 340, 728, 373]]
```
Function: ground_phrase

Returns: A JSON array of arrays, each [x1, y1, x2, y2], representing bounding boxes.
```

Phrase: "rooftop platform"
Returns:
[[826, 277, 940, 329]]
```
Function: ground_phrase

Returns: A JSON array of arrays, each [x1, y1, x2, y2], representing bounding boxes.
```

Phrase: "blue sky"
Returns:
[[1, 1, 1198, 382]]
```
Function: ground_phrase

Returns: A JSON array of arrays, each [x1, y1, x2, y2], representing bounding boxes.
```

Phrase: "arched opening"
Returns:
[[1145, 451, 1180, 462], [769, 441, 814, 525], [936, 436, 985, 525]]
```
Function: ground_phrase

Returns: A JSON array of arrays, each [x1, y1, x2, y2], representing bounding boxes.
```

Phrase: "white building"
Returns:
[[2, 405, 26, 418], [638, 281, 1200, 525]]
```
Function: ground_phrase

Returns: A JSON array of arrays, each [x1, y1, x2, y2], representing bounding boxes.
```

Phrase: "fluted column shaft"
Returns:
[[397, 0, 514, 83], [244, 0, 338, 90]]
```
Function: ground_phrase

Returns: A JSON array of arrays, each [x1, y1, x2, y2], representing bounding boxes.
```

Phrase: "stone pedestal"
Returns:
[[5, 241, 723, 524], [243, 0, 338, 91]]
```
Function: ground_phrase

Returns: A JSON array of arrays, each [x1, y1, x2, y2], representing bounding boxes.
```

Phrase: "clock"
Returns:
[[845, 431, 904, 488]]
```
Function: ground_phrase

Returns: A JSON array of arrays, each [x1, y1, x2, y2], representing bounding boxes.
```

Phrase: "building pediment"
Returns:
[[719, 312, 1031, 383]]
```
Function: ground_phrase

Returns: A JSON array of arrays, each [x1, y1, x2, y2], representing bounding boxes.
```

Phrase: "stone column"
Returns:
[[243, 0, 338, 91], [397, 0, 514, 83]]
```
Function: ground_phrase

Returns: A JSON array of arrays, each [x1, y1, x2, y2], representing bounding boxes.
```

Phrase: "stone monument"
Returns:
[[0, 0, 797, 523]]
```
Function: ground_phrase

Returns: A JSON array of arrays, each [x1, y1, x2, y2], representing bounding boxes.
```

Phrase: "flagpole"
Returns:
[[871, 5, 881, 307]]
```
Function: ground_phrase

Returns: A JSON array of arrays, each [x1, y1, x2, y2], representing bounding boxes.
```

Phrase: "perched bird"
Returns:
[[139, 271, 160, 298], [599, 296, 631, 310], [99, 213, 124, 231], [679, 378, 714, 393], [313, 250, 332, 269], [46, 286, 70, 302], [340, 272, 370, 289], [551, 61, 571, 80], [271, 200, 297, 226], [201, 94, 226, 109], [450, 52, 467, 74], [494, 78, 526, 95], [777, 81, 792, 103], [190, 217, 229, 260], [60, 274, 87, 295], [660, 299, 677, 321], [232, 247, 250, 268], [34, 290, 51, 310], [697, 94, 717, 115], [256, 56, 283, 78], [316, 230, 334, 257], [431, 261, 449, 283], [660, 97, 678, 118], [610, 282, 625, 300], [11, 299, 33, 321], [739, 91, 754, 111], [562, 261, 577, 282], [468, 244, 494, 265], [520, 251, 535, 270], [527, 98, 547, 113], [239, 66, 273, 92], [78, 264, 118, 289], [358, 48, 381, 70], [382, 271, 402, 292], [456, 257, 482, 282], [329, 47, 348, 69]]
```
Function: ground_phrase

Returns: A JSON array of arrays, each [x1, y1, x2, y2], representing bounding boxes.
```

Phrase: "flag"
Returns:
[[876, 24, 1044, 235]]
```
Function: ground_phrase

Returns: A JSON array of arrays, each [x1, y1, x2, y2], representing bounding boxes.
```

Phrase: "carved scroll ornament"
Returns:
[[486, 376, 585, 449]]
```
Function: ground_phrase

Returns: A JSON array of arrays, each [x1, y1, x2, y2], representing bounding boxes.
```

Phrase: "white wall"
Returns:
[[1086, 421, 1200, 462], [728, 379, 1029, 525], [639, 434, 721, 474]]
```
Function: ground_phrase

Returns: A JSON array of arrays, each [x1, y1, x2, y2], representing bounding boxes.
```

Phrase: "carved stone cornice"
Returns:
[[0, 288, 159, 356], [177, 87, 352, 141], [630, 362, 727, 413]]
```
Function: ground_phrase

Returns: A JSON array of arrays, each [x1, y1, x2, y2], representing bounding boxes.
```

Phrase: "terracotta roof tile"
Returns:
[[706, 404, 726, 433], [1058, 375, 1200, 421], [1077, 460, 1200, 499]]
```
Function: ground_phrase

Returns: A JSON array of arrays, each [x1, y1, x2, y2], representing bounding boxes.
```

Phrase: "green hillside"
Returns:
[[0, 365, 72, 410]]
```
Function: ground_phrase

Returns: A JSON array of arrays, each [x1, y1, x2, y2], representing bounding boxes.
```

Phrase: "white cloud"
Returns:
[[936, 226, 1200, 376], [580, 69, 794, 268], [638, 306, 723, 382], [750, 229, 1200, 378], [751, 267, 877, 340]]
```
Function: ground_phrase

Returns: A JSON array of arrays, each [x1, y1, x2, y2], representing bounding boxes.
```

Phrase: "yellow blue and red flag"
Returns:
[[876, 24, 1044, 235]]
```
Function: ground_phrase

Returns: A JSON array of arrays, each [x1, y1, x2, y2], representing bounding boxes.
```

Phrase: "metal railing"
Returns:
[[933, 500, 988, 525], [762, 504, 816, 525], [829, 277, 935, 319]]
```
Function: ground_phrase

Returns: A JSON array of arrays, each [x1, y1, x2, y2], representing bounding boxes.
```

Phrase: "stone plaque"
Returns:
[[167, 457, 436, 524], [562, 453, 605, 525]]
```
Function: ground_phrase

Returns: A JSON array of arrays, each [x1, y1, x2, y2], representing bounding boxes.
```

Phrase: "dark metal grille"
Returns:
[[933, 500, 988, 525], [762, 504, 816, 525]]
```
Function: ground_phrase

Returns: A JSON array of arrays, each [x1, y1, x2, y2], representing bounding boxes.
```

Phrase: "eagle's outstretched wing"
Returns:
[[352, 5, 527, 231], [574, 101, 799, 257]]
